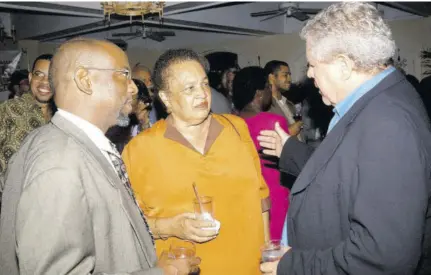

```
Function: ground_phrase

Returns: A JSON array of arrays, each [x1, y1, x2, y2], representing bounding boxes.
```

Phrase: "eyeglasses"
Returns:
[[78, 66, 132, 80], [32, 70, 48, 81]]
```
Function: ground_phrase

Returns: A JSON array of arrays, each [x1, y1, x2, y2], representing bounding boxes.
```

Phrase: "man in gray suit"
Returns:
[[0, 39, 198, 274]]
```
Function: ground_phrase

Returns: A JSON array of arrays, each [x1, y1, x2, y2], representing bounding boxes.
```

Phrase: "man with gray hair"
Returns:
[[258, 2, 431, 274]]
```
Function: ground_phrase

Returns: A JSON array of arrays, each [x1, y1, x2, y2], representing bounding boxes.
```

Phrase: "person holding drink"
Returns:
[[122, 48, 270, 275]]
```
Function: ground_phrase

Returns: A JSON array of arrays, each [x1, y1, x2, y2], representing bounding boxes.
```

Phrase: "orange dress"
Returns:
[[122, 114, 269, 275]]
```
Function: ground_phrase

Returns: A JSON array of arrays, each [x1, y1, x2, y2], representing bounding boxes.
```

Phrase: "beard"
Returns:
[[278, 82, 290, 92], [116, 112, 130, 127]]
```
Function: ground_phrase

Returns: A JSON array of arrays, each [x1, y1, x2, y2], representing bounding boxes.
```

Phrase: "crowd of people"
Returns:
[[0, 2, 430, 275]]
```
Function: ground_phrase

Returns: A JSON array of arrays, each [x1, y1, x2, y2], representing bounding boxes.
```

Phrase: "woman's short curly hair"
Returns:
[[232, 66, 266, 111], [152, 48, 205, 92], [300, 2, 396, 72]]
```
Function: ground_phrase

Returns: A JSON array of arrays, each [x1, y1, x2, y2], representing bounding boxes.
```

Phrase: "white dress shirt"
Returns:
[[130, 125, 139, 137], [274, 96, 296, 125], [57, 109, 120, 171]]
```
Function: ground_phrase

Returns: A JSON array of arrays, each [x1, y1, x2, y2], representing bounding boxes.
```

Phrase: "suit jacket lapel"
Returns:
[[50, 114, 156, 266], [290, 69, 405, 195], [51, 115, 118, 184], [269, 100, 285, 117]]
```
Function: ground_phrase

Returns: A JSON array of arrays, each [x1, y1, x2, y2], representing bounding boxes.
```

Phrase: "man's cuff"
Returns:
[[277, 249, 294, 275], [279, 137, 301, 171]]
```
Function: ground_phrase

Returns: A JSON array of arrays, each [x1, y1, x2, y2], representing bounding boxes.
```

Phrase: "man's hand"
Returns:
[[168, 213, 219, 243], [159, 251, 201, 275], [260, 246, 291, 275], [257, 122, 290, 158]]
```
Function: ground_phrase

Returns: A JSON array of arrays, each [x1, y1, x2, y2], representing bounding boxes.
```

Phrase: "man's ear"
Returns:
[[28, 72, 32, 83], [74, 67, 93, 95], [335, 54, 354, 81], [268, 74, 276, 85]]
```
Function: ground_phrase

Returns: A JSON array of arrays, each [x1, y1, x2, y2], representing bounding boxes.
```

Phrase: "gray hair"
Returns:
[[300, 2, 396, 72]]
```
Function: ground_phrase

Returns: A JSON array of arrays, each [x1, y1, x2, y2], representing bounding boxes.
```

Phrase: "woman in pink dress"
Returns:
[[232, 66, 290, 240]]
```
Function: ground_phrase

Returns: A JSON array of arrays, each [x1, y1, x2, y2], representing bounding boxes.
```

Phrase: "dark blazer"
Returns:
[[277, 70, 431, 275]]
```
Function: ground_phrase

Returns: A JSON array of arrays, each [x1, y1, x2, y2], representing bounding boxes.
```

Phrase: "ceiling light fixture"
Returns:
[[101, 1, 165, 23]]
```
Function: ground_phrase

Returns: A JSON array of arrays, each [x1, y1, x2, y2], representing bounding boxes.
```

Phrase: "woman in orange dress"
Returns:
[[122, 49, 270, 275]]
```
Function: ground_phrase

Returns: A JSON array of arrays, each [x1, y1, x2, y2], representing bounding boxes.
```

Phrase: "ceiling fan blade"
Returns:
[[250, 9, 281, 17], [299, 8, 320, 14], [153, 31, 176, 36], [290, 11, 310, 21], [112, 32, 138, 37], [147, 32, 165, 42], [261, 11, 286, 22]]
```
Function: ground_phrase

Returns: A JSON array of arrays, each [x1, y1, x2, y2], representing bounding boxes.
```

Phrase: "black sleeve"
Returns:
[[279, 137, 315, 177]]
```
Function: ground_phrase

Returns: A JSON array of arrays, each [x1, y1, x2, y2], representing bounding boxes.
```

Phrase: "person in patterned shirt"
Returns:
[[0, 54, 54, 201]]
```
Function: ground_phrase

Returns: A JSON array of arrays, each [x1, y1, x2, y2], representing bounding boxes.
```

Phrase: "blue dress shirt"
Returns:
[[327, 67, 396, 133]]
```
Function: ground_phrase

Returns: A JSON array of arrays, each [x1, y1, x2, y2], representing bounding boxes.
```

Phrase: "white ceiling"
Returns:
[[0, 1, 423, 50]]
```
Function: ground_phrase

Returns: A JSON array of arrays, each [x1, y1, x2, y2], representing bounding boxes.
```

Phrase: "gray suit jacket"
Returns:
[[268, 97, 296, 121], [278, 69, 431, 274], [0, 114, 162, 275], [269, 97, 304, 141]]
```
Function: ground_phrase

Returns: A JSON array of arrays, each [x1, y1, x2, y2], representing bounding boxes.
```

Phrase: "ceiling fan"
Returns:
[[112, 26, 175, 42], [251, 3, 320, 22]]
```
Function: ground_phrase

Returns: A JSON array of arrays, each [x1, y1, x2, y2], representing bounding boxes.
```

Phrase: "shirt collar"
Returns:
[[333, 66, 396, 118], [164, 115, 224, 155], [273, 95, 286, 104], [57, 108, 118, 156]]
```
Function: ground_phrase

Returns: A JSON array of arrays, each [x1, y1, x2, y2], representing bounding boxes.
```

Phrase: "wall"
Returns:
[[127, 47, 163, 69], [167, 2, 285, 33], [18, 40, 163, 71], [190, 16, 431, 81], [13, 13, 101, 40], [17, 40, 39, 71], [389, 16, 431, 78], [192, 32, 307, 82], [16, 16, 431, 81]]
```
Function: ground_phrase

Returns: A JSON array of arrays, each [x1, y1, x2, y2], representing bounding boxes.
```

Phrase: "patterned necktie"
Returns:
[[106, 142, 154, 245]]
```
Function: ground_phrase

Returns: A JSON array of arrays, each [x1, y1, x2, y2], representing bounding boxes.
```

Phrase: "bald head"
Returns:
[[132, 64, 153, 90], [49, 38, 137, 132], [50, 38, 125, 100]]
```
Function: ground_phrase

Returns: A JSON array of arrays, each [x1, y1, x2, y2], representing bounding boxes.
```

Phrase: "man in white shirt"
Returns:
[[264, 60, 303, 139]]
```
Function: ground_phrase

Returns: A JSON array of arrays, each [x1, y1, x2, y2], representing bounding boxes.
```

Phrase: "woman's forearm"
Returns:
[[262, 211, 270, 242]]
